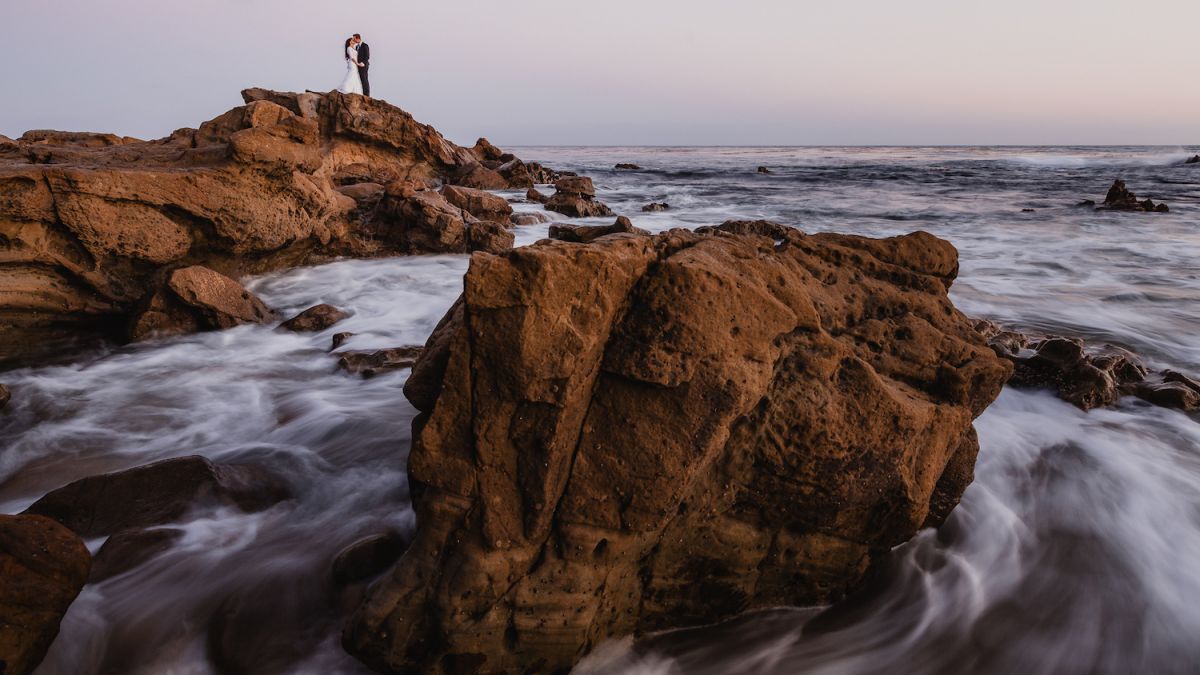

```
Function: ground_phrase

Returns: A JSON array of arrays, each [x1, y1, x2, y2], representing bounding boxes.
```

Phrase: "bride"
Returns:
[[339, 36, 364, 95]]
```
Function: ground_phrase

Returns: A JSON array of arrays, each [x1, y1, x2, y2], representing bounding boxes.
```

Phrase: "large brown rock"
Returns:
[[0, 89, 554, 369], [548, 216, 648, 243], [24, 455, 291, 538], [279, 303, 350, 332], [1098, 179, 1169, 212], [0, 514, 91, 675], [440, 185, 513, 223], [344, 226, 1010, 674], [129, 265, 274, 340], [370, 187, 514, 255]]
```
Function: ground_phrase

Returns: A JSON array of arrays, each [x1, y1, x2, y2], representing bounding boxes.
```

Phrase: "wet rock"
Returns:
[[1185, 154, 1199, 165], [24, 455, 291, 538], [331, 532, 409, 587], [757, 166, 771, 174], [1075, 199, 1096, 208], [526, 187, 549, 204], [545, 176, 615, 218], [279, 304, 350, 332], [440, 185, 513, 223], [344, 227, 1010, 674], [331, 331, 356, 350], [89, 527, 184, 583], [206, 573, 333, 675], [337, 347, 424, 378], [130, 266, 275, 340], [615, 163, 642, 170], [1097, 179, 1169, 213], [368, 187, 474, 254], [0, 514, 91, 675], [454, 162, 510, 190], [466, 221, 515, 254], [510, 212, 552, 226], [0, 383, 9, 410], [1021, 208, 1036, 213], [1132, 370, 1200, 411], [642, 202, 670, 212], [697, 219, 796, 240], [548, 216, 648, 244]]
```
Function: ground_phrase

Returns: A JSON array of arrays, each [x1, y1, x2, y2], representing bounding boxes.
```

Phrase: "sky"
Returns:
[[2, 0, 1198, 146]]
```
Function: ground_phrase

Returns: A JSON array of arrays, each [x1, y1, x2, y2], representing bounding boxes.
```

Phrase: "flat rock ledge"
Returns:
[[343, 223, 1010, 674]]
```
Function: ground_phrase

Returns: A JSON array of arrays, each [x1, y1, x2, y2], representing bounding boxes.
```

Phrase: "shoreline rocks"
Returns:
[[614, 163, 641, 170], [336, 347, 424, 378], [0, 89, 563, 370], [544, 176, 615, 218], [548, 216, 647, 243], [343, 224, 1009, 674], [279, 304, 350, 332], [642, 202, 670, 212], [0, 514, 91, 675]]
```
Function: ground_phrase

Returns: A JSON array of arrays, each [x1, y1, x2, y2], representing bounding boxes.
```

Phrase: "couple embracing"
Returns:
[[339, 34, 371, 97]]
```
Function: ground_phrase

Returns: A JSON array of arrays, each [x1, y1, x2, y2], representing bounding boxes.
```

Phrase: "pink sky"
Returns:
[[2, 0, 1197, 145]]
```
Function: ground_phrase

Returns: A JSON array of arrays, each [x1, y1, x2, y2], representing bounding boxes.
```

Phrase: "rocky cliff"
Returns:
[[343, 222, 1011, 674], [0, 89, 555, 368]]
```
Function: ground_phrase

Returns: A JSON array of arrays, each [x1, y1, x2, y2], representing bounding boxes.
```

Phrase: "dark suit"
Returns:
[[357, 42, 371, 97]]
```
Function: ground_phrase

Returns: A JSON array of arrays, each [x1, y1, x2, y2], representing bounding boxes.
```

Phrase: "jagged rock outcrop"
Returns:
[[975, 319, 1200, 411], [344, 225, 1010, 674], [544, 176, 614, 218], [1184, 154, 1199, 165], [440, 185, 513, 223], [0, 514, 91, 675], [367, 185, 513, 255], [1097, 179, 1169, 212], [0, 89, 553, 369]]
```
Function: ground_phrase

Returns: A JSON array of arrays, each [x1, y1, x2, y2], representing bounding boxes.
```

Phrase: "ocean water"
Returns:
[[1, 146, 1199, 674]]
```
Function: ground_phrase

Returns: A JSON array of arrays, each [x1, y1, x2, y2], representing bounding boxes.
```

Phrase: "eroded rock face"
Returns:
[[548, 216, 648, 244], [129, 266, 274, 340], [440, 185, 513, 223], [344, 226, 1010, 674], [0, 514, 91, 675], [0, 89, 551, 368]]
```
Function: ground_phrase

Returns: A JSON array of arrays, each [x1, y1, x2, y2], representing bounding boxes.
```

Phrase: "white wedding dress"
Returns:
[[339, 45, 363, 95]]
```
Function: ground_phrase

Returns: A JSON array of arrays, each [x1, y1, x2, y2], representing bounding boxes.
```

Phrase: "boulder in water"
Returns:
[[89, 527, 184, 583], [24, 455, 291, 538], [1098, 179, 1169, 213], [545, 176, 615, 218], [337, 347, 424, 378], [615, 163, 642, 170], [1184, 154, 1199, 165], [526, 187, 549, 204], [130, 266, 275, 340], [279, 304, 350, 332], [331, 331, 356, 351], [0, 514, 91, 675], [344, 226, 1010, 674], [510, 212, 552, 226], [642, 202, 670, 212], [0, 383, 9, 410], [331, 532, 409, 587], [548, 215, 647, 243], [757, 165, 772, 174]]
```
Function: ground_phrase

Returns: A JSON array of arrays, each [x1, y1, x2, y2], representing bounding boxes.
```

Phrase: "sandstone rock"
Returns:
[[89, 527, 184, 583], [545, 177, 615, 218], [440, 185, 513, 223], [1098, 179, 1169, 212], [615, 163, 642, 170], [470, 138, 505, 163], [466, 221, 515, 254], [279, 304, 350, 332], [128, 266, 274, 341], [642, 202, 670, 212], [337, 347, 424, 378], [336, 182, 386, 204], [757, 166, 772, 174], [332, 532, 409, 587], [0, 383, 9, 410], [697, 219, 796, 240], [344, 227, 1010, 674], [24, 456, 291, 538], [0, 89, 561, 369], [331, 332, 356, 350], [510, 212, 552, 226], [1131, 370, 1200, 411], [548, 216, 648, 244], [454, 163, 509, 190], [526, 188, 549, 203], [369, 188, 474, 254], [0, 514, 91, 675]]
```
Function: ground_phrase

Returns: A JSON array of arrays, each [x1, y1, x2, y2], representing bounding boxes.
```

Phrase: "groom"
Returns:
[[354, 34, 371, 98]]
